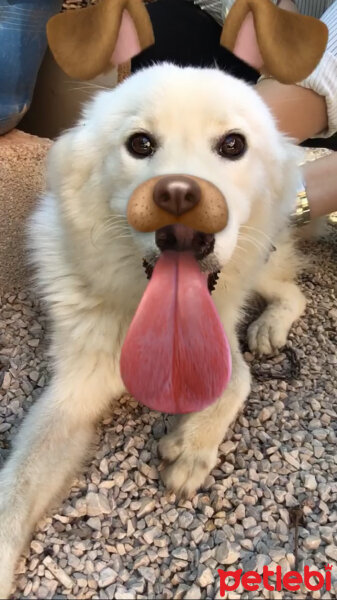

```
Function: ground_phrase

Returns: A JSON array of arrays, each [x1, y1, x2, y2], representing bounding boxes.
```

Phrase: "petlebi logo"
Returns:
[[218, 563, 333, 596]]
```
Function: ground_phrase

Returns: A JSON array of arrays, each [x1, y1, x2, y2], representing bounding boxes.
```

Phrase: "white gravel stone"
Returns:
[[86, 492, 110, 516], [197, 567, 214, 587], [42, 557, 74, 589], [326, 544, 337, 561], [172, 548, 189, 561], [98, 568, 118, 588], [115, 586, 136, 599], [137, 497, 156, 518], [304, 474, 317, 490], [234, 504, 246, 520], [137, 567, 157, 585], [259, 407, 273, 422], [30, 541, 44, 555], [242, 516, 257, 529], [184, 584, 201, 599]]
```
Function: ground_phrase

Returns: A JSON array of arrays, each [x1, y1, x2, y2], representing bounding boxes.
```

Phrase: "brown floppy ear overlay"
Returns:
[[221, 0, 329, 84], [47, 0, 154, 81]]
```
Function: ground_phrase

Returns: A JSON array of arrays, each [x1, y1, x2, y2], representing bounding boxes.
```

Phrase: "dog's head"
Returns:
[[47, 64, 301, 299]]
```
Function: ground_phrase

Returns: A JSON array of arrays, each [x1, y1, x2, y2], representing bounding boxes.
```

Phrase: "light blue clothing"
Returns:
[[0, 0, 63, 135]]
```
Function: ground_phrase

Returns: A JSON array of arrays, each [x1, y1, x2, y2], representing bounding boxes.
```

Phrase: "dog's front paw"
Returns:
[[158, 429, 218, 499], [247, 313, 288, 355]]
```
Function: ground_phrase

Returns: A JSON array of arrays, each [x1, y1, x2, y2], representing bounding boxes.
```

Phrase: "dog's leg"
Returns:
[[247, 236, 306, 355], [0, 355, 118, 599], [247, 279, 306, 355], [158, 338, 250, 498]]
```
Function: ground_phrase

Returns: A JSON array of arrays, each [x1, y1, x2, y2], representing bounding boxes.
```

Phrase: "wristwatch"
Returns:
[[291, 178, 311, 226]]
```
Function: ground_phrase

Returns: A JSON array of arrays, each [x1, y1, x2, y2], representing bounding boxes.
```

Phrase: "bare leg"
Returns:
[[158, 338, 250, 498], [0, 354, 121, 598]]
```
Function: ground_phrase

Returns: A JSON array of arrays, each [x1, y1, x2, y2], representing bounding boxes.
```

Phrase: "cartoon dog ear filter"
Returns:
[[46, 0, 328, 415], [47, 0, 328, 84]]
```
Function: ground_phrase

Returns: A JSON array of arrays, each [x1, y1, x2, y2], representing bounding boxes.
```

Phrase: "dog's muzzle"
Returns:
[[127, 174, 226, 293], [127, 174, 228, 234]]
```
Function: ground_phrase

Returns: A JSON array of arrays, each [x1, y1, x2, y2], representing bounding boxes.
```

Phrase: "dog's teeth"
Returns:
[[208, 270, 220, 293], [142, 259, 153, 280]]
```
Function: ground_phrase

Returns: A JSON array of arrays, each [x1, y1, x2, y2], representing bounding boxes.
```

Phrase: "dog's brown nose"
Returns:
[[153, 175, 201, 217]]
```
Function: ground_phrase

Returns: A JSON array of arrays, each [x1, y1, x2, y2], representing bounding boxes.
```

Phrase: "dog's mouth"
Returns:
[[122, 223, 231, 414], [142, 224, 221, 293]]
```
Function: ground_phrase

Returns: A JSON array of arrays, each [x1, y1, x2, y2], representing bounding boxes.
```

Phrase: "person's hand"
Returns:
[[303, 153, 337, 219]]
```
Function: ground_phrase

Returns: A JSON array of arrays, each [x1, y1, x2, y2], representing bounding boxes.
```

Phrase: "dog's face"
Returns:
[[48, 64, 299, 296]]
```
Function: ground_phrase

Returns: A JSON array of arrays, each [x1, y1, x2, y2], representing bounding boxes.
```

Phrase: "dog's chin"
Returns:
[[142, 224, 222, 293]]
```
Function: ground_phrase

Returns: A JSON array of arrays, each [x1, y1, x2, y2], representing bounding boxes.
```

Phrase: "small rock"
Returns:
[[259, 407, 273, 422], [143, 526, 160, 544], [138, 567, 156, 585], [303, 536, 321, 551], [178, 512, 194, 528], [283, 452, 300, 470], [87, 517, 101, 530], [137, 497, 156, 518], [134, 554, 149, 570], [326, 544, 337, 561], [197, 567, 214, 587], [115, 586, 136, 599], [234, 504, 245, 520], [321, 527, 333, 544], [31, 541, 44, 554], [215, 541, 229, 564], [242, 517, 257, 529], [184, 584, 201, 599], [221, 441, 236, 454], [98, 568, 118, 588], [2, 372, 11, 390], [269, 548, 286, 562], [312, 429, 328, 441], [202, 505, 214, 518], [256, 555, 271, 573], [43, 556, 74, 590], [191, 526, 204, 544], [304, 474, 317, 491], [29, 370, 39, 382], [86, 492, 110, 516], [172, 548, 188, 561]]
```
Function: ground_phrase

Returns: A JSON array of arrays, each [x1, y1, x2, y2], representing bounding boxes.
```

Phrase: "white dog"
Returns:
[[0, 64, 306, 597]]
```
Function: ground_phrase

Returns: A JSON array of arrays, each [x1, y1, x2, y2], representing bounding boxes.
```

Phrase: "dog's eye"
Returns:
[[126, 133, 156, 158], [216, 133, 246, 159]]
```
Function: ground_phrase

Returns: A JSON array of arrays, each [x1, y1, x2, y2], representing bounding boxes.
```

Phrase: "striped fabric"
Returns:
[[299, 1, 337, 137], [189, 0, 335, 24], [188, 0, 337, 137], [295, 0, 334, 18]]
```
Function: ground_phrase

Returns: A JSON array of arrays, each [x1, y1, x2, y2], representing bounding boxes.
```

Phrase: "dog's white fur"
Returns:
[[0, 64, 306, 596]]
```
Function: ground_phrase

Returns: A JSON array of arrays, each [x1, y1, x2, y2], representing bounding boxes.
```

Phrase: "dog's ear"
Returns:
[[220, 0, 328, 84], [47, 0, 154, 80]]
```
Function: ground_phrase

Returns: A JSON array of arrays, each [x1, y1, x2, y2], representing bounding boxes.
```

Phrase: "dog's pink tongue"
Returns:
[[120, 251, 231, 414]]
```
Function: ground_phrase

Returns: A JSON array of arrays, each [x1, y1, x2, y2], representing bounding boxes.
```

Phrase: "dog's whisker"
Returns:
[[65, 81, 113, 92], [103, 225, 131, 233], [234, 244, 249, 255], [240, 225, 275, 245], [238, 234, 269, 254], [111, 235, 134, 242], [103, 216, 128, 223]]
